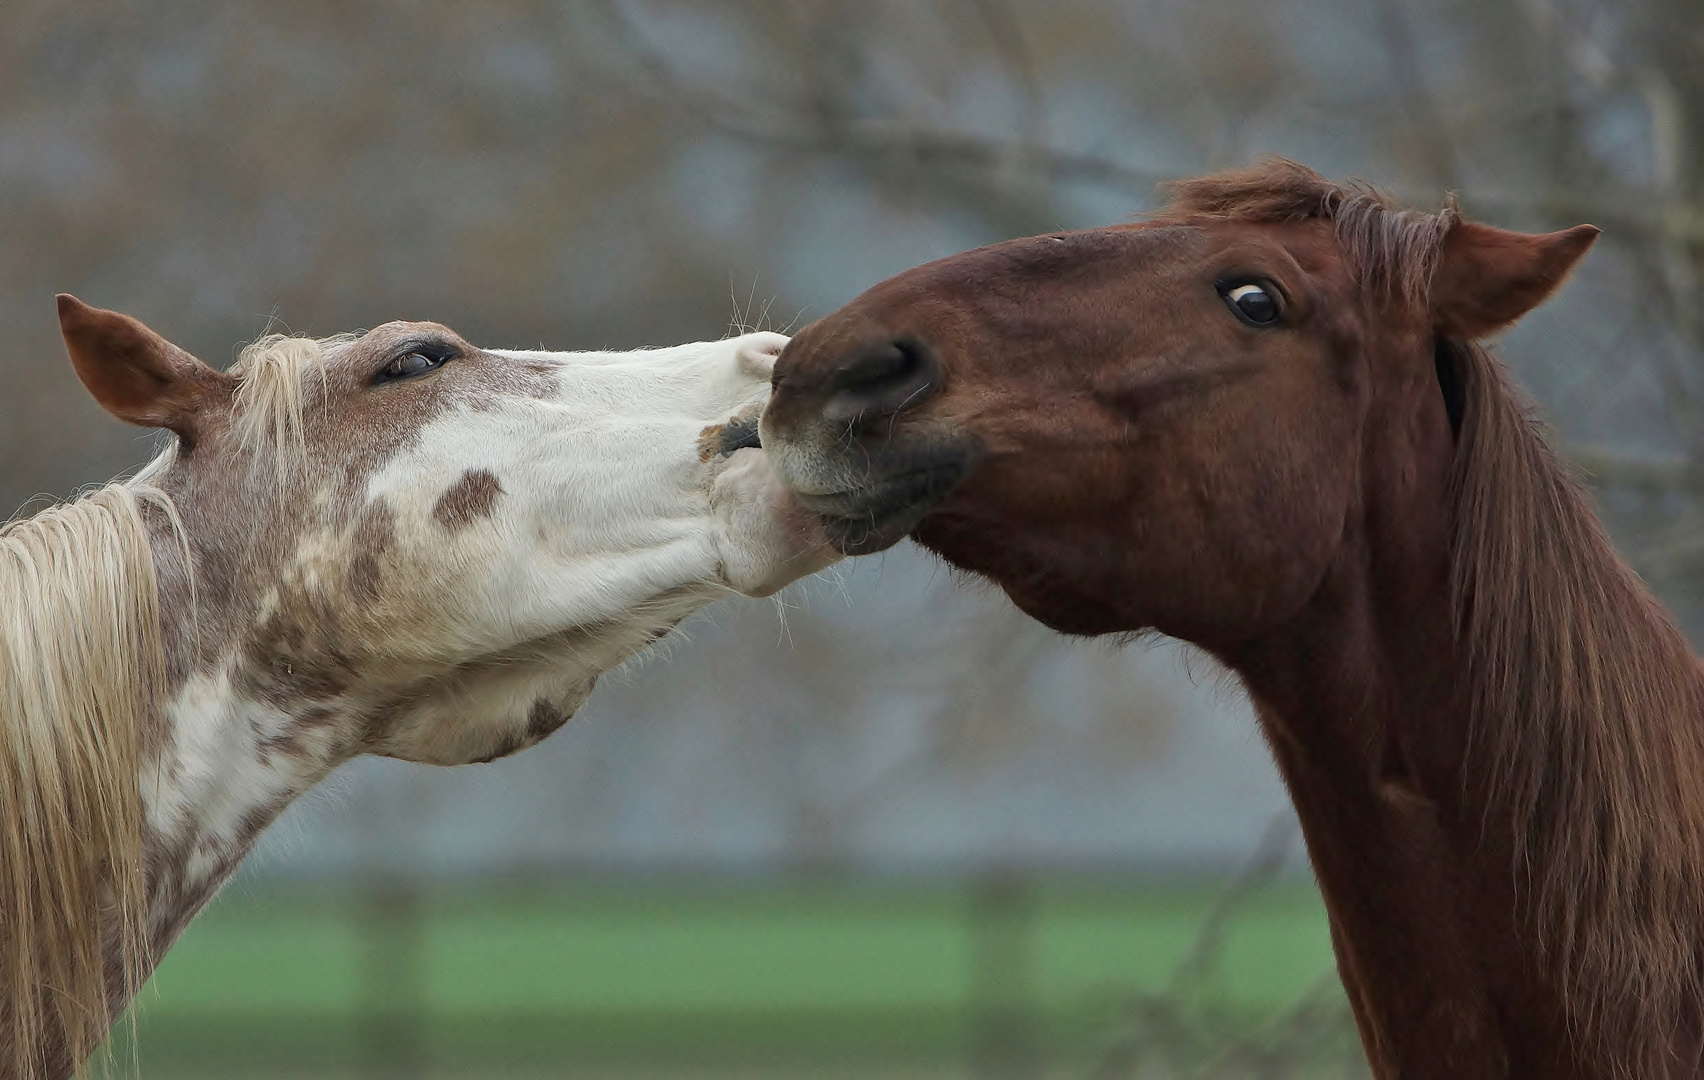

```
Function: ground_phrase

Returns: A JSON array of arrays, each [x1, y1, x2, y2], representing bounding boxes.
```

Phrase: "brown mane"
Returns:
[[1449, 338, 1704, 1069], [1164, 159, 1704, 1072]]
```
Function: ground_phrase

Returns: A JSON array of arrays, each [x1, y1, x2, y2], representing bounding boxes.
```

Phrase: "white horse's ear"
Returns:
[[1430, 221, 1599, 340], [57, 294, 236, 445]]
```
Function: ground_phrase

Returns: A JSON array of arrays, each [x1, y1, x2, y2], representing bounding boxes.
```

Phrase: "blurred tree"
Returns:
[[10, 0, 1700, 877]]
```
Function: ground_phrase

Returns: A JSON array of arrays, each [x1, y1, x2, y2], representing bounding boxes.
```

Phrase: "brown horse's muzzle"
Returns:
[[761, 332, 980, 555]]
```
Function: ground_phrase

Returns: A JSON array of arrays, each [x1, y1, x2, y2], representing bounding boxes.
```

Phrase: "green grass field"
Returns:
[[119, 875, 1363, 1079]]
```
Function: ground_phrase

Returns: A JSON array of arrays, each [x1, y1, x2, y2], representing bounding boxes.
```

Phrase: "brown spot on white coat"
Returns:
[[431, 469, 502, 530]]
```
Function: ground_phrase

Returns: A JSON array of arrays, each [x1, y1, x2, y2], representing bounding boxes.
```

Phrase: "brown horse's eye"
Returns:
[[1223, 283, 1280, 326]]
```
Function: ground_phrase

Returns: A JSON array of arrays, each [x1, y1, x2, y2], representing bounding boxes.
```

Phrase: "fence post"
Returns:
[[968, 869, 1040, 1080], [359, 874, 426, 1079]]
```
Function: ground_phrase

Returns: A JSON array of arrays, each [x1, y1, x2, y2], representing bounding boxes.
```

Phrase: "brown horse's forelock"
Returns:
[[1156, 157, 1458, 306], [1162, 158, 1704, 1071]]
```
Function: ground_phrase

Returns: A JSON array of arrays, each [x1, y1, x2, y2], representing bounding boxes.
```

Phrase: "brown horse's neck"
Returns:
[[1231, 553, 1538, 1077], [1227, 342, 1704, 1080]]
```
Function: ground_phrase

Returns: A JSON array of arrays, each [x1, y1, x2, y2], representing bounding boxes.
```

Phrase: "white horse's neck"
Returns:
[[138, 667, 343, 954]]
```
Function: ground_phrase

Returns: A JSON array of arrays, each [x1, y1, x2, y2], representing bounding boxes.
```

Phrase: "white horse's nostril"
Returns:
[[735, 332, 789, 378]]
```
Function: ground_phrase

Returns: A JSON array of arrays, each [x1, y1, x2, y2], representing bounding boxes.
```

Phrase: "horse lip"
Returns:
[[801, 453, 979, 555]]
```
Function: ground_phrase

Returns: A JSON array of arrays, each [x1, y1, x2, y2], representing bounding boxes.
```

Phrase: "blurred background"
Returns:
[[4, 0, 1701, 1076]]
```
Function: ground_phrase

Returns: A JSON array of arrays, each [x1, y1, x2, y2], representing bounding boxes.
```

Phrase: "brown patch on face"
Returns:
[[432, 469, 503, 530], [527, 699, 569, 741], [346, 502, 396, 602]]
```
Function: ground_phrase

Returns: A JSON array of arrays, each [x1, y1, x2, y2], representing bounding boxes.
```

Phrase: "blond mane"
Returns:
[[0, 484, 174, 1077], [0, 328, 349, 1076], [1162, 158, 1704, 1073]]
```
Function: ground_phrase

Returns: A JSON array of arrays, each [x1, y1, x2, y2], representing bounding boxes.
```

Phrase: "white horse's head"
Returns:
[[57, 296, 836, 768], [2, 299, 837, 1080]]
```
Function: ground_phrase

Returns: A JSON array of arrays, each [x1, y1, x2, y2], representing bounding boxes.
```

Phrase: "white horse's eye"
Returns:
[[378, 351, 447, 382], [1223, 283, 1280, 326]]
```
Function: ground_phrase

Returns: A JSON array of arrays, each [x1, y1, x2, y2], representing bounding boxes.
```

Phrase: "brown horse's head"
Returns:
[[762, 160, 1597, 646]]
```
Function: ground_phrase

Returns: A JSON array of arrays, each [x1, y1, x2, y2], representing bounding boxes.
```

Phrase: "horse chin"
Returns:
[[818, 501, 932, 555], [791, 441, 983, 555], [911, 515, 1136, 636]]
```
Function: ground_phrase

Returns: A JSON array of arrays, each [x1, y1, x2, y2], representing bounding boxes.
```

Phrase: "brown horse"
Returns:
[[761, 159, 1704, 1079]]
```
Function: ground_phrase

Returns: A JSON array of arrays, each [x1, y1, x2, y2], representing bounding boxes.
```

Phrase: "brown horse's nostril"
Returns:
[[822, 337, 939, 426]]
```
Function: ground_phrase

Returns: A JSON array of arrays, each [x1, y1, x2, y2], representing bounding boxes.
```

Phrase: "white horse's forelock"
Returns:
[[229, 332, 358, 476], [0, 484, 171, 1074]]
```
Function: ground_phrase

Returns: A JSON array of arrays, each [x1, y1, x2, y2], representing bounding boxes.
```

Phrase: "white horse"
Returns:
[[0, 296, 838, 1079]]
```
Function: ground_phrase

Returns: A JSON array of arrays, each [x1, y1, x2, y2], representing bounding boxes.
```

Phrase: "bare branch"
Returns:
[[1569, 443, 1704, 494], [966, 0, 1045, 147], [1368, 0, 1461, 191]]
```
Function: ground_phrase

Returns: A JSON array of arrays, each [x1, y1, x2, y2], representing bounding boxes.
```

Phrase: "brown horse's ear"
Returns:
[[1429, 221, 1600, 339], [57, 294, 235, 445]]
